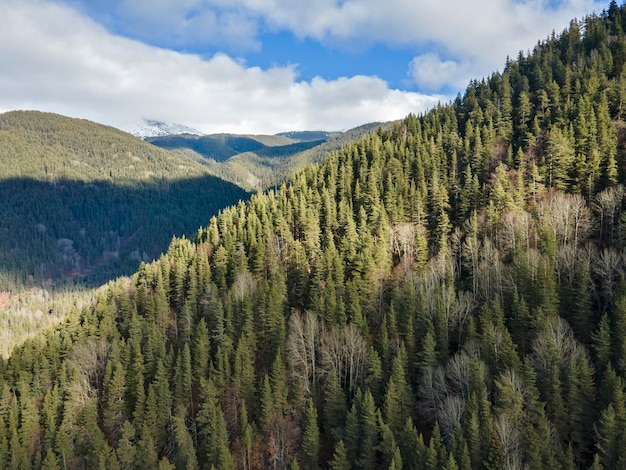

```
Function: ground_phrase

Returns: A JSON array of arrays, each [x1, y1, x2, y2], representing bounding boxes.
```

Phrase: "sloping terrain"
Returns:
[[148, 121, 389, 190], [0, 111, 248, 288], [6, 5, 626, 470]]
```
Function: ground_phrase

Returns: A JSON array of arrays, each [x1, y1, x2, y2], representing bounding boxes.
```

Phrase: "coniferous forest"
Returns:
[[0, 111, 249, 289], [8, 2, 626, 469]]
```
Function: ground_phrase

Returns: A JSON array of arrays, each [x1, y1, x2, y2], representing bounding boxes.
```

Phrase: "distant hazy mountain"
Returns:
[[0, 111, 247, 288], [276, 130, 332, 142], [116, 118, 204, 139], [148, 122, 391, 190]]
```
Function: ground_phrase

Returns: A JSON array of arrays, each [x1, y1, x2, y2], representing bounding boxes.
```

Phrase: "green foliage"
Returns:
[[301, 399, 319, 470], [148, 122, 390, 191], [0, 111, 248, 291], [7, 5, 626, 469]]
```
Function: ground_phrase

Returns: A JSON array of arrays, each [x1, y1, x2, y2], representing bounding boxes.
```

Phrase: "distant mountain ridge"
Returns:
[[148, 121, 390, 190]]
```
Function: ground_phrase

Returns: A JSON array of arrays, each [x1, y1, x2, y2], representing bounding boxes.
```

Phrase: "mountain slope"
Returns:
[[6, 4, 626, 470], [147, 121, 389, 190], [0, 111, 248, 288]]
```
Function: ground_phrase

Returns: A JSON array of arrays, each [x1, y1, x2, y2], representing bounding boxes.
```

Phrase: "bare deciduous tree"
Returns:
[[66, 337, 111, 409], [232, 269, 257, 303], [389, 222, 430, 277], [495, 414, 523, 470], [476, 238, 504, 303], [531, 316, 580, 375], [592, 247, 623, 309], [68, 337, 110, 392], [570, 194, 593, 246], [418, 350, 487, 440], [498, 210, 533, 255], [593, 184, 624, 243], [286, 310, 323, 396], [445, 352, 473, 401], [555, 244, 579, 289], [462, 224, 480, 298], [320, 323, 367, 394], [389, 222, 417, 261], [518, 247, 541, 283], [494, 370, 528, 470], [439, 395, 465, 439], [417, 365, 447, 424]]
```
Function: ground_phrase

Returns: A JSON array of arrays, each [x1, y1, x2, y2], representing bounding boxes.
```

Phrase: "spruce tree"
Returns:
[[302, 399, 319, 470]]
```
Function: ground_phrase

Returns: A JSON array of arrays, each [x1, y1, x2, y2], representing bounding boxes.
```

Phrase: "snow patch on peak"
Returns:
[[114, 119, 204, 139]]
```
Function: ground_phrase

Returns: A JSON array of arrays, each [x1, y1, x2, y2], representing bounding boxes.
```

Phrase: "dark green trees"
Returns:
[[5, 4, 626, 469]]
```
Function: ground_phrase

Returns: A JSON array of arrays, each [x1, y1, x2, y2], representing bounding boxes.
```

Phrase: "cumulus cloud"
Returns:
[[82, 0, 604, 91], [409, 54, 468, 92], [72, 0, 262, 52], [238, 0, 603, 51], [239, 0, 604, 90], [1, 0, 605, 132], [0, 0, 444, 134]]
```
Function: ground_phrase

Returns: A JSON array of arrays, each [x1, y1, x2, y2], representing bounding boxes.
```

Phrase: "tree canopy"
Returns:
[[5, 3, 626, 469]]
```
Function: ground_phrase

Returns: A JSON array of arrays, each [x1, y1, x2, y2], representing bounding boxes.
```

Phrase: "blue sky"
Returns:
[[69, 1, 422, 89], [0, 0, 607, 134]]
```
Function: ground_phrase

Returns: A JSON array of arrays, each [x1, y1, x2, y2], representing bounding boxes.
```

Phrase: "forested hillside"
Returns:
[[0, 111, 248, 288], [148, 122, 388, 191], [6, 2, 626, 469]]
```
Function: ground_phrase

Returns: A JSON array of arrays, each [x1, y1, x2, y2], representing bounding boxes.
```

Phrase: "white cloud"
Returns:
[[0, 0, 606, 132], [0, 0, 444, 134], [238, 0, 604, 50], [104, 0, 604, 91], [75, 0, 262, 52], [236, 0, 604, 90], [409, 54, 467, 92]]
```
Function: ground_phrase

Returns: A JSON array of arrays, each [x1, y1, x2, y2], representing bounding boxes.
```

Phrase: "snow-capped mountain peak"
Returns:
[[115, 119, 204, 139]]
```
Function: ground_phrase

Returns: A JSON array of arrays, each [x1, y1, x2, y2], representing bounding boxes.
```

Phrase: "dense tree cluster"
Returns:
[[6, 2, 626, 468]]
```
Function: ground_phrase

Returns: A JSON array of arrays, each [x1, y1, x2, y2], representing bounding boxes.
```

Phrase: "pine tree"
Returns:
[[260, 373, 274, 431], [270, 353, 289, 415], [442, 453, 459, 470], [196, 379, 235, 470], [397, 418, 426, 470], [8, 398, 28, 470], [173, 343, 193, 417], [358, 391, 379, 470], [329, 440, 350, 470], [127, 332, 146, 425], [191, 318, 211, 387], [41, 449, 60, 470], [342, 401, 360, 463], [102, 360, 128, 443], [482, 429, 505, 470], [172, 415, 199, 470], [115, 420, 137, 470], [597, 403, 619, 470], [384, 347, 414, 435], [364, 347, 384, 404], [593, 315, 612, 373], [324, 368, 347, 445], [302, 399, 319, 470], [611, 293, 626, 376]]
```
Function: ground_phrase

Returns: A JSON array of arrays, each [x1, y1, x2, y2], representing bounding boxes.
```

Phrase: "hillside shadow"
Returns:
[[148, 135, 268, 162], [254, 139, 327, 159], [148, 135, 329, 163], [0, 175, 249, 290]]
